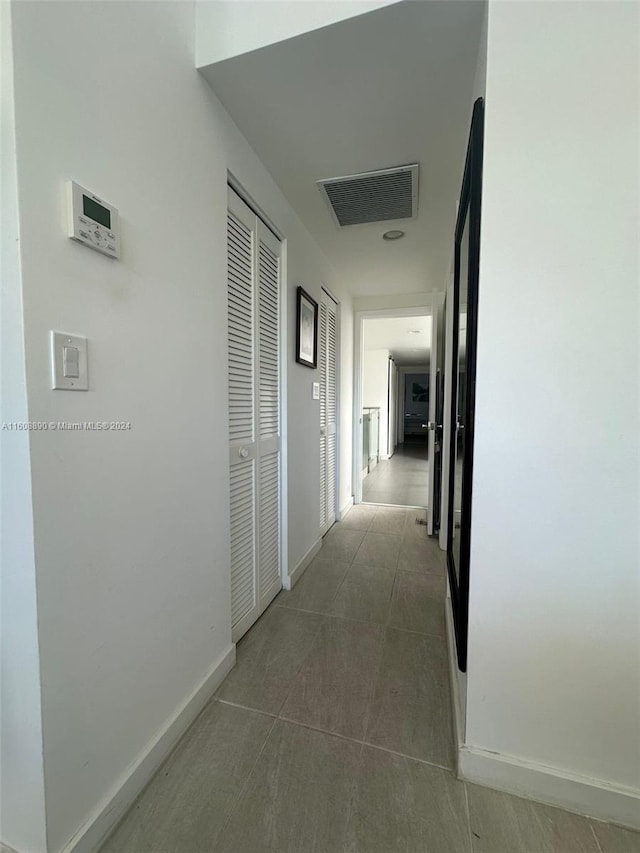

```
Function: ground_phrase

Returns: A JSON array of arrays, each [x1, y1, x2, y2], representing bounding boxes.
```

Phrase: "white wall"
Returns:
[[362, 349, 389, 461], [466, 0, 640, 818], [6, 2, 352, 851], [0, 4, 47, 851], [353, 292, 433, 314], [195, 0, 400, 67]]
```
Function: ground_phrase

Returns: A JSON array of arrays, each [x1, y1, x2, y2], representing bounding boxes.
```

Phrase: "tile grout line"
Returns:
[[278, 714, 367, 747], [589, 822, 605, 853], [268, 711, 458, 776], [215, 697, 278, 718], [357, 523, 402, 745], [340, 740, 367, 853], [463, 781, 476, 853], [360, 602, 392, 748], [456, 776, 475, 853], [361, 738, 456, 774], [274, 610, 329, 719], [213, 712, 280, 842], [275, 597, 447, 638]]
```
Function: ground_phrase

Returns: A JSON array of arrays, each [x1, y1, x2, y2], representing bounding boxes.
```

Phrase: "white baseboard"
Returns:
[[459, 745, 640, 831], [284, 536, 322, 591], [61, 645, 236, 853], [337, 496, 354, 521]]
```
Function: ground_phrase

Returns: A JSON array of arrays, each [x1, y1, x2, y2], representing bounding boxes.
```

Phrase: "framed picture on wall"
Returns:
[[296, 286, 318, 368]]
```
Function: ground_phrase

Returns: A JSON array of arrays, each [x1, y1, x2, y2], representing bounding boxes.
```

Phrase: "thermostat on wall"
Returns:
[[67, 181, 120, 258]]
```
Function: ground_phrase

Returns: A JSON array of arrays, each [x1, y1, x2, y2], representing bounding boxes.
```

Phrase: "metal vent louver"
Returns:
[[317, 164, 419, 227]]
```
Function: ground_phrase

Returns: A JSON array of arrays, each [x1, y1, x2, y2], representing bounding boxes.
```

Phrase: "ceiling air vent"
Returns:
[[317, 164, 419, 228]]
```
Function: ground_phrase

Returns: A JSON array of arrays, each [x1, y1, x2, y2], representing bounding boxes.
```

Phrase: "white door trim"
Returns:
[[353, 305, 431, 505]]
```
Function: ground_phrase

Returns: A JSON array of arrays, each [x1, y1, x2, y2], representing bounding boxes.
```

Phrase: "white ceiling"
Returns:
[[363, 314, 431, 366], [201, 0, 485, 297]]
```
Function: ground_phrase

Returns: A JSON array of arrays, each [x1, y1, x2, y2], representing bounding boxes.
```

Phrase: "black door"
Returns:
[[446, 98, 484, 672]]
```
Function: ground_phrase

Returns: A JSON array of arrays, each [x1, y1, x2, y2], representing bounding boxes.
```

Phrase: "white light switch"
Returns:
[[63, 346, 80, 378], [312, 382, 320, 400], [51, 331, 88, 390]]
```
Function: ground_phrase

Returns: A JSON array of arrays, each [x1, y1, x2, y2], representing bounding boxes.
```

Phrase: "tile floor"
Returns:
[[101, 506, 640, 852], [362, 440, 429, 507]]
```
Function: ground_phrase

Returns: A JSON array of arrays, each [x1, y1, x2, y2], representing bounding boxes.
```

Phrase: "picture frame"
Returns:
[[295, 286, 318, 369]]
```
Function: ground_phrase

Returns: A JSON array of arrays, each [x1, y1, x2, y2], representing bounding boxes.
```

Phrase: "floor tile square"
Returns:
[[353, 531, 401, 570], [366, 628, 455, 768], [388, 571, 446, 636], [100, 702, 274, 853], [276, 557, 349, 614], [590, 821, 640, 853], [319, 527, 367, 563], [398, 535, 445, 574], [330, 562, 396, 624], [215, 607, 324, 714], [281, 617, 383, 740], [338, 504, 378, 530], [215, 721, 361, 852], [369, 507, 409, 535], [467, 785, 601, 853], [345, 746, 470, 852]]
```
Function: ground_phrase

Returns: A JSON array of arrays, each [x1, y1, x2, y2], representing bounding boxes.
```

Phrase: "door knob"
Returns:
[[238, 447, 249, 458]]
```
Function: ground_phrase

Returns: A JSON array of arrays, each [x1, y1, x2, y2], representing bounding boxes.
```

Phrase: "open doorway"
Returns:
[[355, 310, 432, 508]]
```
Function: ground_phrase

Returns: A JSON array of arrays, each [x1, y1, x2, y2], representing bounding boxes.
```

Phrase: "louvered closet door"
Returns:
[[227, 188, 282, 642], [256, 222, 281, 611], [319, 291, 338, 536]]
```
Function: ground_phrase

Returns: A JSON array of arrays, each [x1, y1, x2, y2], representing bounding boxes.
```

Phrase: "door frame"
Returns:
[[353, 305, 431, 505]]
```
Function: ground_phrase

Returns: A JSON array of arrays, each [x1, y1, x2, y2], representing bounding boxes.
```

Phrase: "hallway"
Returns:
[[99, 506, 635, 853], [362, 439, 429, 506]]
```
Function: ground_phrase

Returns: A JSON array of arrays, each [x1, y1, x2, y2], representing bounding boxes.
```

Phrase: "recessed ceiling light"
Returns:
[[382, 230, 405, 241]]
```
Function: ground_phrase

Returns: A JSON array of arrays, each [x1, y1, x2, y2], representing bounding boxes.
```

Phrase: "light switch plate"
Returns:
[[51, 331, 88, 390], [312, 382, 320, 400]]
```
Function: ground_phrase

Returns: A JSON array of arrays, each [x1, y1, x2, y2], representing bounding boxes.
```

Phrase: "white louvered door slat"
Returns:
[[319, 291, 338, 536], [319, 302, 328, 531], [227, 194, 257, 633], [326, 302, 337, 529], [227, 189, 282, 642], [257, 226, 282, 607], [229, 463, 256, 623]]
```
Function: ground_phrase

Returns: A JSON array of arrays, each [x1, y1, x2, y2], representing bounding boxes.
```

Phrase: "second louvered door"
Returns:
[[319, 290, 338, 537], [227, 187, 282, 642]]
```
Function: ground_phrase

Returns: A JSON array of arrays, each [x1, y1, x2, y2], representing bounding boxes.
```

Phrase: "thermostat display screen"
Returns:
[[83, 195, 111, 229]]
